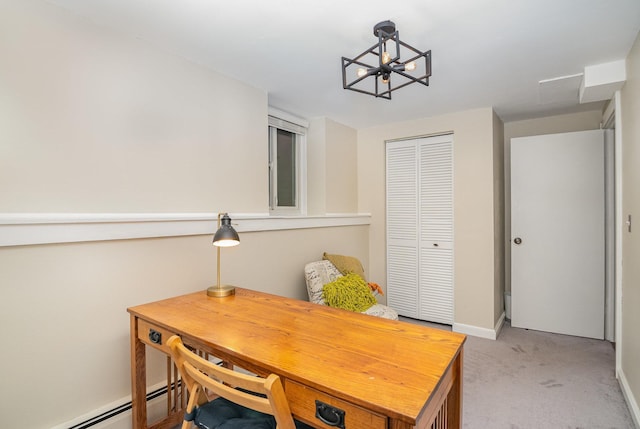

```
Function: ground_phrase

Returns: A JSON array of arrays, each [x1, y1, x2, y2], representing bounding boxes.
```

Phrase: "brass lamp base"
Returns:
[[207, 285, 236, 297]]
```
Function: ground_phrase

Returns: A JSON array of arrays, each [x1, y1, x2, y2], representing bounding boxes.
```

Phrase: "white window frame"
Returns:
[[268, 107, 308, 215]]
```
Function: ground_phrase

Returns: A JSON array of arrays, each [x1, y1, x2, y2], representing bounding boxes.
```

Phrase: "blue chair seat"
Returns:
[[188, 395, 313, 429]]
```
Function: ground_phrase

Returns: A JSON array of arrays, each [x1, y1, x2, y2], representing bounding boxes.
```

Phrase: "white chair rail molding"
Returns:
[[0, 212, 371, 247]]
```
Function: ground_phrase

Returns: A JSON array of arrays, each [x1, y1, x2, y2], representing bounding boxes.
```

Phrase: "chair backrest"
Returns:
[[304, 260, 342, 305], [167, 335, 296, 429]]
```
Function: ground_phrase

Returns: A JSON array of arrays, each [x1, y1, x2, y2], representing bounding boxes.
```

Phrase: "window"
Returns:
[[268, 109, 307, 214]]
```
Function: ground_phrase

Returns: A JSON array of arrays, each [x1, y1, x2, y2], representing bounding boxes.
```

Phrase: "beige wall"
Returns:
[[307, 117, 328, 215], [621, 30, 640, 425], [325, 119, 358, 213], [307, 117, 358, 214], [357, 108, 503, 331], [0, 2, 368, 428], [504, 110, 604, 142], [0, 226, 369, 429], [0, 2, 267, 213]]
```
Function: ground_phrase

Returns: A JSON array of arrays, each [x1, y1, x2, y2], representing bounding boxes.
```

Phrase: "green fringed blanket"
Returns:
[[322, 273, 377, 312]]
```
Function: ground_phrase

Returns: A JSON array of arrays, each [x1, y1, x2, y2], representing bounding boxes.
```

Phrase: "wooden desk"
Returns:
[[128, 288, 466, 429]]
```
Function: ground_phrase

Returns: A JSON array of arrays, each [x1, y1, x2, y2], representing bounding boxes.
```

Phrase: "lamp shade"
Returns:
[[213, 213, 239, 247]]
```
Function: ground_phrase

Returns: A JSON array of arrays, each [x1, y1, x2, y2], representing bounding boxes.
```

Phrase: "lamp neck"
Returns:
[[217, 213, 221, 287], [217, 245, 221, 288]]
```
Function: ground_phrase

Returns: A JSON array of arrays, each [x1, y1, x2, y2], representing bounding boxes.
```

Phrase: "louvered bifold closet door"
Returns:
[[418, 135, 453, 324], [386, 135, 454, 324], [386, 141, 419, 318]]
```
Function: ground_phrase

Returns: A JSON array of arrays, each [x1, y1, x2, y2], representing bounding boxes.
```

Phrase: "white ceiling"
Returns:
[[47, 0, 640, 129]]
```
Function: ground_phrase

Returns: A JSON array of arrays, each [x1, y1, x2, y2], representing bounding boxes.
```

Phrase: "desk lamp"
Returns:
[[207, 213, 240, 297]]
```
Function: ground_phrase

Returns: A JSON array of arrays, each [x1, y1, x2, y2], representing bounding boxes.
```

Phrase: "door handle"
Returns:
[[514, 237, 522, 245]]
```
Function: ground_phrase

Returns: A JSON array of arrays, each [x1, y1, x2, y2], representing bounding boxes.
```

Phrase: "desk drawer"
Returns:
[[137, 319, 176, 354], [285, 380, 386, 429]]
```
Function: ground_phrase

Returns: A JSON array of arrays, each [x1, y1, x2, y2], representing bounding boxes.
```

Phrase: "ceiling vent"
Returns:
[[538, 73, 583, 105]]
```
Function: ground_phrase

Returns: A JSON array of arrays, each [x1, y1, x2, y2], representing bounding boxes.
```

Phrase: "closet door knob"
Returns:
[[514, 237, 522, 245]]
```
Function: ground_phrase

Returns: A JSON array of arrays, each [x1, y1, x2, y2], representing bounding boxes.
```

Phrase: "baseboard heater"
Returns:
[[67, 382, 179, 429]]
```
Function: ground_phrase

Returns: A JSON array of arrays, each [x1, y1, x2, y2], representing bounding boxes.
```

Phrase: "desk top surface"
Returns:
[[128, 287, 465, 425]]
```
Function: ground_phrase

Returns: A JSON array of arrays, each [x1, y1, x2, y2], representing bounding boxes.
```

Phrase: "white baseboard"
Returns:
[[81, 395, 168, 429], [50, 382, 168, 429], [618, 368, 640, 428], [453, 312, 505, 340], [86, 411, 131, 429]]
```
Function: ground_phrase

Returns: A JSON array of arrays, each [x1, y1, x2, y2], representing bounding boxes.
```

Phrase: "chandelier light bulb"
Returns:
[[381, 73, 390, 84], [381, 51, 391, 64], [405, 61, 416, 71], [357, 67, 368, 78]]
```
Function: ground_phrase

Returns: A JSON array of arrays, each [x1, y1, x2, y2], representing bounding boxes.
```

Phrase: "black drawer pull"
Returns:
[[315, 400, 345, 428], [149, 329, 162, 345]]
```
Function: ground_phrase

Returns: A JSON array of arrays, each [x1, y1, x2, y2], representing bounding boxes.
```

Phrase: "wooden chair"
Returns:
[[167, 335, 298, 429]]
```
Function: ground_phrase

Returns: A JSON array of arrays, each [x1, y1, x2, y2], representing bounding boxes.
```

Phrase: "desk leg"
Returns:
[[131, 315, 147, 429], [447, 347, 463, 429], [403, 346, 463, 429]]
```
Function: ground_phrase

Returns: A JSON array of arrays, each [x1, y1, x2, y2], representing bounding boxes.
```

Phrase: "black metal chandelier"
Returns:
[[341, 20, 431, 100]]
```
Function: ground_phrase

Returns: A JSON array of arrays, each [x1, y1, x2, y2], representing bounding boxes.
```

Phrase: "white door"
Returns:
[[511, 130, 604, 339], [387, 140, 419, 318], [418, 137, 454, 324], [386, 135, 454, 324]]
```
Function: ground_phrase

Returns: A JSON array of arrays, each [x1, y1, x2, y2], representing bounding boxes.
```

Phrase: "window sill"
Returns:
[[0, 213, 371, 247]]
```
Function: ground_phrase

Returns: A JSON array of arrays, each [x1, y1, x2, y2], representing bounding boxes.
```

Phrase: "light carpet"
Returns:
[[401, 317, 636, 429]]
